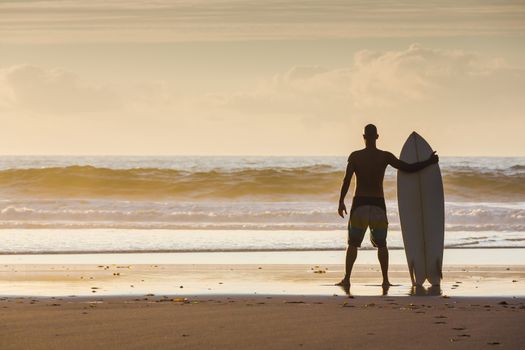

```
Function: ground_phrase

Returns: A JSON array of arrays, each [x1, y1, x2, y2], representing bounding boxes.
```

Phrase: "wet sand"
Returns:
[[0, 262, 524, 297]]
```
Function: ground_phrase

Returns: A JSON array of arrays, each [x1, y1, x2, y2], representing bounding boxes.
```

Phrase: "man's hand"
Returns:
[[338, 202, 347, 218], [429, 151, 439, 164]]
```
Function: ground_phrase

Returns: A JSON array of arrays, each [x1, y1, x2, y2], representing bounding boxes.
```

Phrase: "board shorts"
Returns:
[[348, 205, 388, 248]]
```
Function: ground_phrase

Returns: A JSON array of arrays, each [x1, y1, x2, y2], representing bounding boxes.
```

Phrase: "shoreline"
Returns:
[[2, 229, 524, 255], [2, 246, 525, 255], [1, 248, 523, 266]]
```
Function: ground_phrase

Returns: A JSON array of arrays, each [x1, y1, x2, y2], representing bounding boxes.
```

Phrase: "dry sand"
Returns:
[[1, 295, 524, 349], [0, 262, 524, 349]]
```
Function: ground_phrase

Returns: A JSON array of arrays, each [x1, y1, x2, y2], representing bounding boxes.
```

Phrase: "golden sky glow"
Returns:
[[0, 0, 524, 156]]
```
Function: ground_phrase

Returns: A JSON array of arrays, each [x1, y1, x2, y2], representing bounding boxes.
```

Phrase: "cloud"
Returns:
[[349, 43, 503, 108], [0, 44, 522, 155], [0, 64, 120, 115], [3, 44, 522, 127], [203, 66, 353, 123], [212, 44, 525, 123]]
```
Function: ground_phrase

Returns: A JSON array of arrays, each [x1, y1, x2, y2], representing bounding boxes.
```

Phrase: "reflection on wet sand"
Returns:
[[0, 263, 522, 297], [336, 283, 396, 296], [410, 285, 443, 296], [336, 283, 444, 297]]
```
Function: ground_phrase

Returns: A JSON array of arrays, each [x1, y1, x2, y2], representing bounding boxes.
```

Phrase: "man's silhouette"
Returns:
[[337, 124, 438, 290]]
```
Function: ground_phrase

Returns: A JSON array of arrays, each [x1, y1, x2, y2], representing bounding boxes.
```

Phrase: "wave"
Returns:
[[0, 200, 522, 231], [0, 165, 339, 200], [0, 165, 523, 202], [510, 165, 525, 171]]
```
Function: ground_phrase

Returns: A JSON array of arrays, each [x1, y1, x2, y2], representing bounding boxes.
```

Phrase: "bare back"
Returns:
[[349, 148, 389, 198]]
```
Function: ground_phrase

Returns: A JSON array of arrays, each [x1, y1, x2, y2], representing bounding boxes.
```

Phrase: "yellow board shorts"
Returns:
[[348, 205, 388, 248]]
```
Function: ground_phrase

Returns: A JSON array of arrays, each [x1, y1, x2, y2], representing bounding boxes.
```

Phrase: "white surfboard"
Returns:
[[397, 132, 444, 286]]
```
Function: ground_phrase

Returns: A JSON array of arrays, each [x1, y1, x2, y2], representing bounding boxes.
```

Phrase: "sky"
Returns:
[[0, 0, 524, 156]]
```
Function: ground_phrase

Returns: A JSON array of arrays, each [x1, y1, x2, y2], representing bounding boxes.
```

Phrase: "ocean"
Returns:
[[0, 156, 523, 253]]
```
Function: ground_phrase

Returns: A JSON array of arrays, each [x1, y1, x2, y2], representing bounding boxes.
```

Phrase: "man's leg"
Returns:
[[377, 246, 391, 286], [370, 221, 391, 287], [339, 207, 366, 287], [337, 244, 358, 286], [337, 224, 365, 286]]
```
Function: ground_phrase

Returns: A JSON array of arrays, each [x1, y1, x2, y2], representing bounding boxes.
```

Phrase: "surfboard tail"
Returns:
[[427, 258, 443, 286]]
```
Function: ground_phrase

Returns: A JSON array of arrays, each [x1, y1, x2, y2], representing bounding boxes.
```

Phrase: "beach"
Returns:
[[1, 250, 524, 349], [0, 156, 523, 348], [2, 295, 524, 350]]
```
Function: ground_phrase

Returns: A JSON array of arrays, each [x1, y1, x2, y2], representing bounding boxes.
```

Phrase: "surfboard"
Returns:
[[397, 132, 444, 286]]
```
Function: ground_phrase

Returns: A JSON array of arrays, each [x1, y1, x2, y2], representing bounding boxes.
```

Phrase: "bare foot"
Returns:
[[381, 281, 392, 295], [336, 278, 350, 287], [336, 278, 351, 295]]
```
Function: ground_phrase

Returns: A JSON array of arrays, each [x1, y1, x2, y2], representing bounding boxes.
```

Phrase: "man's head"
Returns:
[[363, 124, 378, 141]]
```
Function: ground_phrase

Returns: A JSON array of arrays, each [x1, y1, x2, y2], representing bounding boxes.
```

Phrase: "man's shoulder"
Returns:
[[347, 149, 363, 162], [379, 150, 397, 164], [348, 149, 394, 164], [349, 149, 392, 157], [380, 149, 394, 157]]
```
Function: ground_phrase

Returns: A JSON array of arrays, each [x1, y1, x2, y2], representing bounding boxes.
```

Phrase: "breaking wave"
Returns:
[[0, 164, 523, 202], [0, 200, 523, 232]]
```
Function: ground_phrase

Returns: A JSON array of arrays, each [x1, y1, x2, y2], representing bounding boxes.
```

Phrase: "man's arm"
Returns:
[[338, 156, 355, 218], [386, 151, 439, 173]]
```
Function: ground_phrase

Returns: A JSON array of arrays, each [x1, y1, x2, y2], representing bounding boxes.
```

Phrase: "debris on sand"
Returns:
[[173, 298, 190, 304]]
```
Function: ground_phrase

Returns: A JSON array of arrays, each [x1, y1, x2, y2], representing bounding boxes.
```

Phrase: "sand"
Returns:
[[1, 260, 524, 349], [0, 262, 524, 297], [1, 295, 524, 349]]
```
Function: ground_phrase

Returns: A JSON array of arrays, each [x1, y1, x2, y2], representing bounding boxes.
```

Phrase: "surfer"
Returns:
[[336, 124, 438, 291]]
